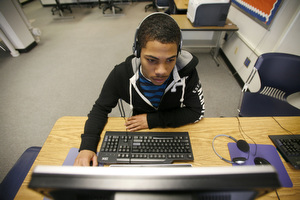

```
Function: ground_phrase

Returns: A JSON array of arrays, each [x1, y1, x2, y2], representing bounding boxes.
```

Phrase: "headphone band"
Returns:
[[212, 135, 236, 164], [212, 134, 250, 165], [133, 12, 183, 58]]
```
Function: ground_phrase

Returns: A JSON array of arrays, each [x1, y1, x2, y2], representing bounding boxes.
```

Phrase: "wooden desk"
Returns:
[[171, 14, 238, 66], [172, 15, 238, 31], [16, 116, 300, 200], [174, 0, 189, 10]]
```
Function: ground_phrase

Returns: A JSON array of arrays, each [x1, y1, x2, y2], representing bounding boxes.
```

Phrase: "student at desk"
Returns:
[[74, 13, 205, 166]]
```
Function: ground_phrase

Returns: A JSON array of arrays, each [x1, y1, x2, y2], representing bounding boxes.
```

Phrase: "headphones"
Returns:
[[212, 134, 250, 165], [132, 12, 183, 58]]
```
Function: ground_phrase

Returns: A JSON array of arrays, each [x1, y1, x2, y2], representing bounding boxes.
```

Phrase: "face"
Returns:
[[140, 40, 178, 86]]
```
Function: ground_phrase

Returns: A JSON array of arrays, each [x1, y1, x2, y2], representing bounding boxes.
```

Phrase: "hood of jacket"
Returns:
[[130, 50, 198, 78], [127, 50, 199, 110]]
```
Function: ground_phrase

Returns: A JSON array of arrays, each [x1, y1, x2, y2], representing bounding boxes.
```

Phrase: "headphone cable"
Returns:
[[236, 117, 257, 156], [275, 189, 280, 200], [272, 117, 294, 135], [118, 99, 133, 164]]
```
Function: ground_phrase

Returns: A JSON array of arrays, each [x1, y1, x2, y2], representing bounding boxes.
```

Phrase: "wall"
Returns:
[[222, 0, 300, 92], [0, 0, 36, 50]]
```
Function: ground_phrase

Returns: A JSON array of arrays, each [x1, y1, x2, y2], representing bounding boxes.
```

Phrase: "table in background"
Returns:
[[171, 14, 238, 66], [15, 116, 300, 199], [174, 0, 189, 10]]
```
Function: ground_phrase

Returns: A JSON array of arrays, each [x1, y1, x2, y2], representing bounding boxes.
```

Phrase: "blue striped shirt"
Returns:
[[139, 71, 170, 108]]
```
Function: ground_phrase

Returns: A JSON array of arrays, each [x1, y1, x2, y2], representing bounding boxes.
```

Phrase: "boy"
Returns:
[[74, 13, 205, 166]]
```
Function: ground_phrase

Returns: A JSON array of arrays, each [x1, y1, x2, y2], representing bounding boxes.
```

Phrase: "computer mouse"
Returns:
[[254, 157, 271, 165]]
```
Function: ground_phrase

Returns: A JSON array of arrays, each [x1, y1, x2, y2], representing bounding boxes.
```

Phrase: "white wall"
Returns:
[[0, 0, 35, 50], [222, 0, 300, 92]]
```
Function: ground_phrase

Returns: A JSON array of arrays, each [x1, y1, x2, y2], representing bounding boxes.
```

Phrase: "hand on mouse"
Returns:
[[74, 150, 98, 166]]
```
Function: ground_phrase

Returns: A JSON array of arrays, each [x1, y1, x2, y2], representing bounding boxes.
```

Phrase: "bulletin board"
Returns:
[[232, 0, 283, 30]]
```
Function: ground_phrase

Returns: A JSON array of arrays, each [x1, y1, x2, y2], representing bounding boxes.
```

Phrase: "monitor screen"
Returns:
[[29, 165, 281, 200]]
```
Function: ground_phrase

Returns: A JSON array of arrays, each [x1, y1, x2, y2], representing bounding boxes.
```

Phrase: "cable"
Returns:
[[275, 189, 280, 200], [272, 117, 294, 135], [236, 117, 257, 156], [117, 98, 132, 164]]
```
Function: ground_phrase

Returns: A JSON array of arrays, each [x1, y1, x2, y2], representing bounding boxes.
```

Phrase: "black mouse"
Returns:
[[254, 157, 270, 165]]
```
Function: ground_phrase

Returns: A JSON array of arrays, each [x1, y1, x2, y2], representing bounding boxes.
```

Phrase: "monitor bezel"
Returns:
[[29, 165, 281, 200]]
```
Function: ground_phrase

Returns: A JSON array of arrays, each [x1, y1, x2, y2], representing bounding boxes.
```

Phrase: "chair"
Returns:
[[0, 146, 41, 200], [145, 0, 170, 12], [51, 0, 72, 16], [102, 0, 123, 14], [145, 0, 159, 12], [156, 0, 170, 10], [238, 53, 300, 117]]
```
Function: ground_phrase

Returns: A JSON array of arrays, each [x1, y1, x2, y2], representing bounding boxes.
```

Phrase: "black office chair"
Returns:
[[51, 0, 72, 16], [0, 146, 41, 200], [156, 0, 170, 10], [145, 0, 171, 12], [238, 53, 300, 117], [145, 0, 159, 12], [102, 0, 123, 14]]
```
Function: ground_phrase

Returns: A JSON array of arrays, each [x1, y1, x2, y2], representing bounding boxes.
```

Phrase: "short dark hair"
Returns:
[[137, 13, 181, 50]]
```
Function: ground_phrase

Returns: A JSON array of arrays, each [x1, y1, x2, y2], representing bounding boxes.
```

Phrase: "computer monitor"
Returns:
[[29, 165, 281, 200]]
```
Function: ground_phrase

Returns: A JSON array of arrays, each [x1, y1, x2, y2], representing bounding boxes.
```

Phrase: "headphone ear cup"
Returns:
[[136, 42, 141, 58], [178, 34, 182, 55], [236, 140, 250, 153], [232, 157, 247, 164], [132, 27, 139, 57]]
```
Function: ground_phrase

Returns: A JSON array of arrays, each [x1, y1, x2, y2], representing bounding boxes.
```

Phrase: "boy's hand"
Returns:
[[125, 114, 148, 131], [74, 150, 98, 166]]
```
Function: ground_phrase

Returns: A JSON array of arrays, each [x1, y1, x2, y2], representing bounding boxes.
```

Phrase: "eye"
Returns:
[[147, 58, 157, 64], [166, 58, 175, 63]]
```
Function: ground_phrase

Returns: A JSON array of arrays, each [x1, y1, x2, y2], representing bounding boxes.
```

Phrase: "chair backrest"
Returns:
[[254, 53, 300, 99], [156, 0, 169, 9], [0, 147, 41, 200]]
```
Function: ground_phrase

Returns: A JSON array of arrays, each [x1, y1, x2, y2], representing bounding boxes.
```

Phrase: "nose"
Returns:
[[154, 63, 167, 76]]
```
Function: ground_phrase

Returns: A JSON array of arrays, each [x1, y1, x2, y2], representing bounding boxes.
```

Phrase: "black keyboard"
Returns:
[[269, 135, 300, 169], [98, 131, 194, 164]]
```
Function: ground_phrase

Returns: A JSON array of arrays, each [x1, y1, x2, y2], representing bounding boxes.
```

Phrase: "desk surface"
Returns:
[[16, 116, 300, 199], [171, 14, 239, 31], [174, 0, 189, 10]]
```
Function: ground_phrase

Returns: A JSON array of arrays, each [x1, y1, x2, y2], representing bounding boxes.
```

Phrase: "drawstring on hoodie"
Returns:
[[171, 77, 187, 108], [129, 83, 133, 111]]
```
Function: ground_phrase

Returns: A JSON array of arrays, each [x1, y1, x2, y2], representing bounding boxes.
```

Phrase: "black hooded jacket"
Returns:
[[80, 50, 205, 152]]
